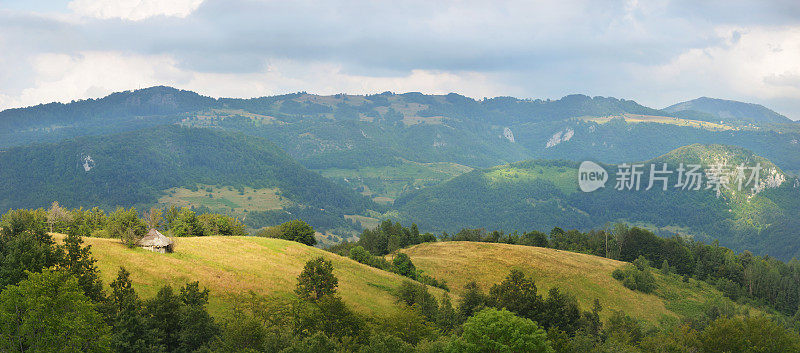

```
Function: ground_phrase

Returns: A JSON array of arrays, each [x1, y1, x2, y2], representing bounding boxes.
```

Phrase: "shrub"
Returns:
[[197, 214, 246, 236], [612, 261, 656, 294], [296, 257, 338, 301], [392, 253, 416, 279], [106, 207, 147, 247], [452, 308, 553, 353], [170, 209, 204, 237], [277, 220, 317, 246]]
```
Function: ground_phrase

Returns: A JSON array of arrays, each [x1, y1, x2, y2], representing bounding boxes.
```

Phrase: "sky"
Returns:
[[1, 0, 799, 120]]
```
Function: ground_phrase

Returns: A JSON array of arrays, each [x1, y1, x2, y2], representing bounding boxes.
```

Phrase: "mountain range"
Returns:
[[394, 144, 800, 258], [1, 86, 798, 257]]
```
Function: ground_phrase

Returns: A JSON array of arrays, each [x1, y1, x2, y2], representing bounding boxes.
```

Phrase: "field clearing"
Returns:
[[582, 114, 733, 131], [483, 164, 578, 194], [402, 116, 447, 126], [345, 214, 382, 229], [158, 184, 289, 214], [55, 235, 438, 318], [317, 161, 473, 203], [182, 108, 283, 126], [401, 241, 746, 324]]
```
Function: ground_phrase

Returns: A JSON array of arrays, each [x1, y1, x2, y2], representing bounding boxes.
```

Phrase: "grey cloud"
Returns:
[[5, 0, 729, 74], [0, 1, 799, 119]]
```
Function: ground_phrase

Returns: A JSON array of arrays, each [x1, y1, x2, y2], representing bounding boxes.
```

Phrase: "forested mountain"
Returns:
[[3, 86, 799, 212], [3, 87, 799, 178], [394, 144, 800, 259], [0, 86, 215, 147], [664, 97, 794, 125], [0, 125, 374, 231]]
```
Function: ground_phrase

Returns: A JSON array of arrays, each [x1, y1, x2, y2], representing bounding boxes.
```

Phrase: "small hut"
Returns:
[[136, 229, 174, 253]]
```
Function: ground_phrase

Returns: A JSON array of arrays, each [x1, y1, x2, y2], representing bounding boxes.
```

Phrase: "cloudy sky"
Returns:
[[1, 0, 799, 119]]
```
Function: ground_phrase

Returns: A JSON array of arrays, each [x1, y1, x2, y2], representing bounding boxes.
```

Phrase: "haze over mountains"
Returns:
[[664, 97, 795, 125], [1, 86, 798, 257]]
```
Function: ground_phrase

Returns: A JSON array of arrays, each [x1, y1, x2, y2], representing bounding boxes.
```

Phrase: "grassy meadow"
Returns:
[[400, 241, 751, 325], [317, 161, 472, 203], [483, 164, 579, 194], [55, 235, 442, 318], [55, 233, 754, 326], [158, 184, 289, 215], [581, 114, 733, 131]]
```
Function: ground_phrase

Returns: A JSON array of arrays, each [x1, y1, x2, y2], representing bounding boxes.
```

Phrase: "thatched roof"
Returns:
[[136, 229, 174, 248]]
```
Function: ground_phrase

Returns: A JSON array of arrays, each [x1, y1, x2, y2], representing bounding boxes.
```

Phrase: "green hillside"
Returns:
[[5, 87, 798, 171], [664, 97, 793, 125], [4, 86, 800, 202], [0, 125, 374, 232], [54, 235, 441, 317], [400, 241, 757, 325], [0, 86, 214, 147], [395, 144, 800, 258], [56, 234, 752, 326]]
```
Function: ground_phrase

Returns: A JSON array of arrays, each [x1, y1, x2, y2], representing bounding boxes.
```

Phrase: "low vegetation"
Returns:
[[255, 219, 317, 246]]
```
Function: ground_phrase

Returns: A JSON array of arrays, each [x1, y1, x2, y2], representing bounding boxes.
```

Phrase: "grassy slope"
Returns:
[[317, 160, 473, 204], [581, 114, 733, 131], [64, 235, 752, 326], [158, 184, 288, 215], [67, 235, 440, 318], [400, 241, 752, 325]]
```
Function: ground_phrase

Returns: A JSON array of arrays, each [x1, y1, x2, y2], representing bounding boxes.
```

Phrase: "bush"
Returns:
[[197, 213, 246, 236], [392, 253, 416, 279], [612, 261, 656, 294], [452, 308, 553, 352], [349, 246, 374, 265], [106, 207, 147, 247], [275, 220, 317, 246], [170, 208, 204, 237]]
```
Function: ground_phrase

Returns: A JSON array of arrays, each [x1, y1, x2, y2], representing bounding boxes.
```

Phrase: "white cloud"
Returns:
[[1, 1, 799, 119], [638, 26, 800, 105], [68, 0, 204, 21], [0, 51, 514, 110], [4, 52, 189, 109]]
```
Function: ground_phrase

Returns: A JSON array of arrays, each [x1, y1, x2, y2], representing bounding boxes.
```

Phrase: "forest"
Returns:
[[0, 125, 374, 233]]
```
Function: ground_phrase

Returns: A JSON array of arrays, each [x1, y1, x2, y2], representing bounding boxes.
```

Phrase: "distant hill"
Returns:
[[0, 125, 374, 231], [395, 144, 800, 259], [0, 86, 215, 147], [664, 97, 793, 125]]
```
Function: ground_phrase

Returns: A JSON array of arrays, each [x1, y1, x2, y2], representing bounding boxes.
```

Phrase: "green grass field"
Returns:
[[400, 241, 753, 325], [344, 214, 383, 229], [158, 184, 289, 215], [59, 235, 441, 318], [483, 164, 578, 194], [58, 234, 754, 325], [317, 161, 472, 203], [581, 114, 733, 131]]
